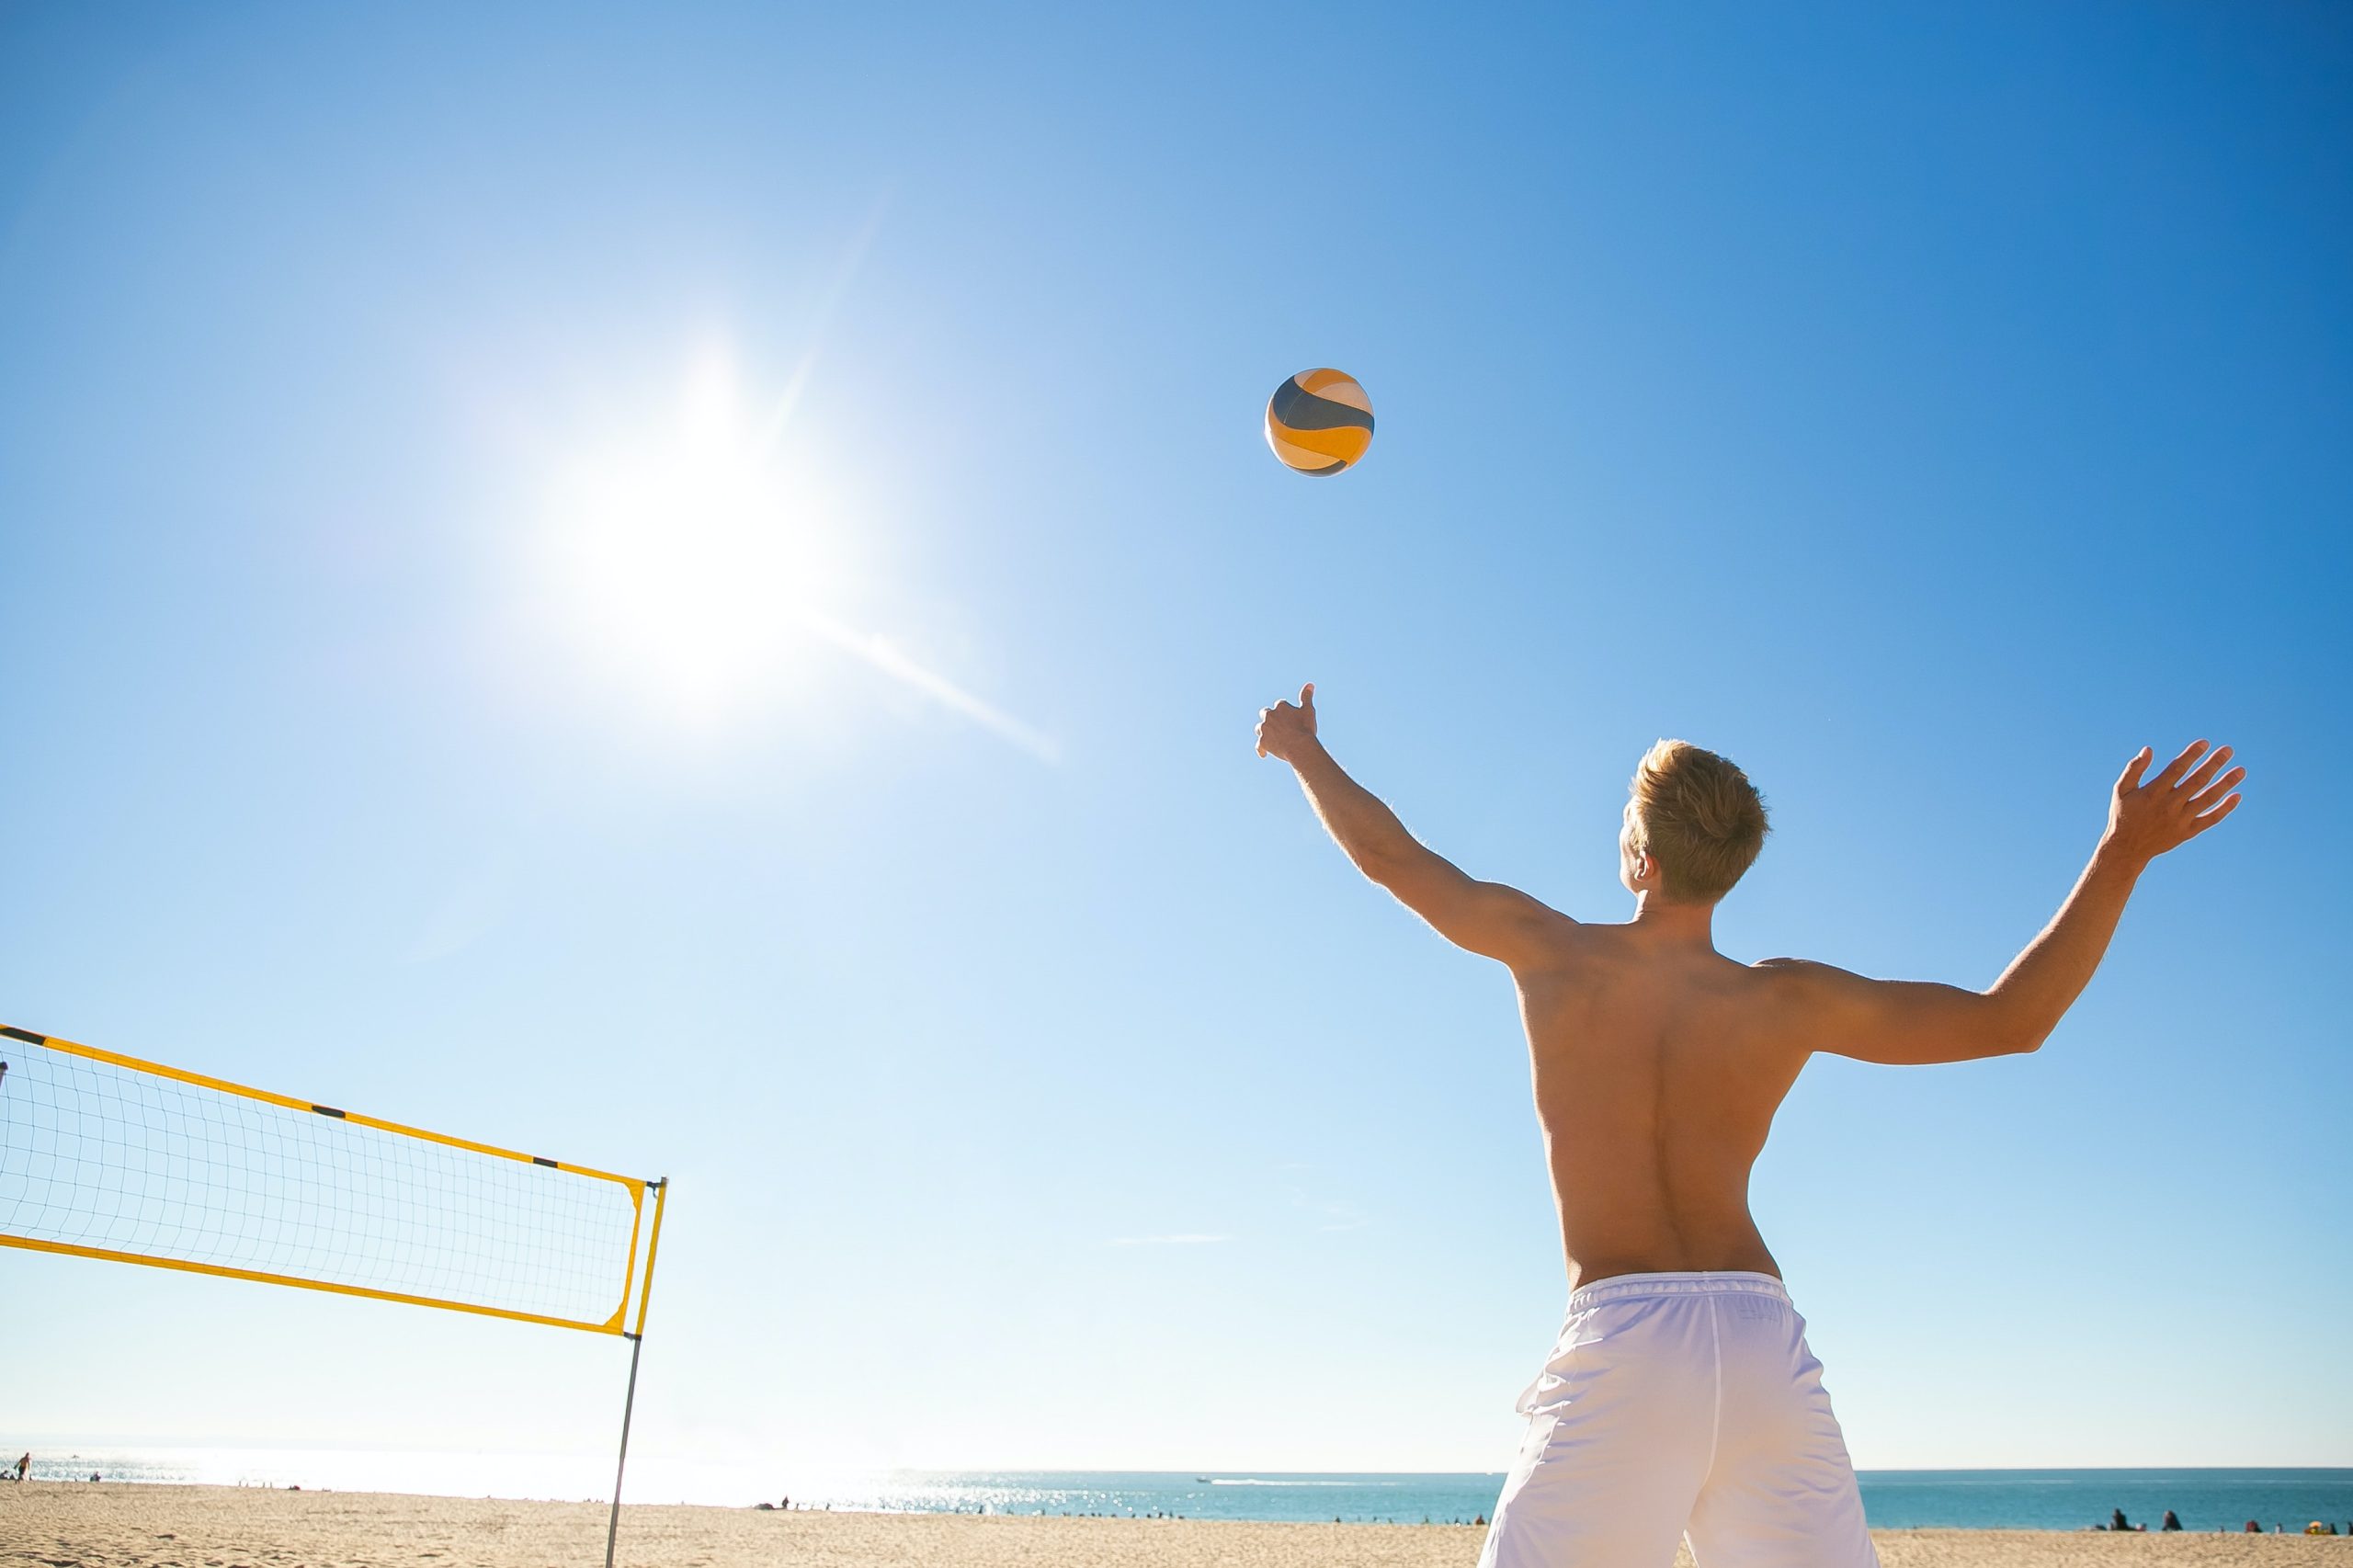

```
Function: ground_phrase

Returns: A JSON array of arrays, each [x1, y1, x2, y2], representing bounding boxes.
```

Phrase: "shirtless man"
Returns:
[[1254, 683, 2243, 1567]]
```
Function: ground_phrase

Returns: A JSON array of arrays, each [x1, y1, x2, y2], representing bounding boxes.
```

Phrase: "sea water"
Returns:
[[1857, 1470, 2353, 1533], [801, 1470, 2353, 1531], [18, 1451, 2352, 1532]]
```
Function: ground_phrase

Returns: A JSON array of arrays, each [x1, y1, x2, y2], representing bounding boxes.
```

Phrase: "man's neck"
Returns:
[[1627, 892, 1718, 949]]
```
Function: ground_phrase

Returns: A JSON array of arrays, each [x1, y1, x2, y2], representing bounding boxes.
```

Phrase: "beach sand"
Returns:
[[6, 1483, 2348, 1566]]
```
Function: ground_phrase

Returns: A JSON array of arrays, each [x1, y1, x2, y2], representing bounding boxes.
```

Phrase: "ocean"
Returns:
[[17, 1452, 2352, 1533], [792, 1471, 2353, 1531]]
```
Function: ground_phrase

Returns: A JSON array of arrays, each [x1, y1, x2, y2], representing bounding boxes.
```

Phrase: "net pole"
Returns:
[[606, 1176, 667, 1568], [605, 1330, 645, 1568]]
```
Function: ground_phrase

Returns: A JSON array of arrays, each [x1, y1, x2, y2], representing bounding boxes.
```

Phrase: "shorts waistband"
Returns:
[[1566, 1270, 1789, 1312]]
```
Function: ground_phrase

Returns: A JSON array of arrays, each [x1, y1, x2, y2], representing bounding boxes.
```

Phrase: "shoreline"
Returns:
[[7, 1483, 2351, 1566]]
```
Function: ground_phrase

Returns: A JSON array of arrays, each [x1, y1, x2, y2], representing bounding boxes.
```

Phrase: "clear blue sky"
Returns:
[[3, 1, 2347, 1490]]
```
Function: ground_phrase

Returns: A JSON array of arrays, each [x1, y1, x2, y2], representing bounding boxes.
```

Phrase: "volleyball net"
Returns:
[[0, 1024, 663, 1337]]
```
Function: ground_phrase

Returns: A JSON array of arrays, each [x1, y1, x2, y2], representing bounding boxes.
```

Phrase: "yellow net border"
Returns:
[[0, 1024, 665, 1338]]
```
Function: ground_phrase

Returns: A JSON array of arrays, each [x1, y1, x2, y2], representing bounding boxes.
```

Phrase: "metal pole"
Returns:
[[605, 1330, 644, 1568], [606, 1177, 667, 1568]]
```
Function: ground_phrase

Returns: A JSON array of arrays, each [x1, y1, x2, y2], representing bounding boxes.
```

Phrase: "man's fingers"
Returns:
[[2153, 739, 2209, 789], [2187, 765, 2245, 810], [2186, 792, 2242, 834], [2177, 744, 2234, 795], [2116, 746, 2153, 794]]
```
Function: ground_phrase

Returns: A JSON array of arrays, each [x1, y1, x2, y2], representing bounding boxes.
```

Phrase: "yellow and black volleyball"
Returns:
[[1265, 368, 1373, 476]]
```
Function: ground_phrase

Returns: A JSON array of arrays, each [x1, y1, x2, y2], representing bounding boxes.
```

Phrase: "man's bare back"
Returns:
[[1255, 682, 2244, 1294], [1513, 926, 1801, 1287]]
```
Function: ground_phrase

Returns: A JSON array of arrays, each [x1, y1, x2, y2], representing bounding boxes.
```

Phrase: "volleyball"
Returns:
[[1265, 368, 1374, 476]]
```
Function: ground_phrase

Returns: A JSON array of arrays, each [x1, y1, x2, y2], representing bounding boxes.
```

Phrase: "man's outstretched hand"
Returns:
[[1256, 682, 1319, 764], [2106, 740, 2245, 865]]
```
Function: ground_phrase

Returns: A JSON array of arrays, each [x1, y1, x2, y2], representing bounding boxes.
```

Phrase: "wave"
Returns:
[[1207, 1479, 1403, 1487]]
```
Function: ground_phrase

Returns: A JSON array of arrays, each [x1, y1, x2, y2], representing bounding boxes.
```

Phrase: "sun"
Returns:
[[524, 342, 1053, 759], [537, 351, 851, 723]]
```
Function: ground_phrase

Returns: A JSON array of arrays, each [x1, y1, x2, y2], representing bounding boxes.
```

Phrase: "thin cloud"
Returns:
[[1108, 1233, 1229, 1247], [1278, 1163, 1370, 1233]]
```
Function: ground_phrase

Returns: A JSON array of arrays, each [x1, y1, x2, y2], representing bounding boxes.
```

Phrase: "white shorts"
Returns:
[[1478, 1271, 1878, 1568]]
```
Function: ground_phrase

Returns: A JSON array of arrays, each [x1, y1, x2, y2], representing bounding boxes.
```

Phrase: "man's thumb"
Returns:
[[2116, 745, 2153, 793], [1300, 681, 1315, 709]]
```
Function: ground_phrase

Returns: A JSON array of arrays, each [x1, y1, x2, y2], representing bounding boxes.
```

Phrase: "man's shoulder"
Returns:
[[1748, 955, 1861, 988], [1743, 956, 1856, 1007], [1739, 956, 1893, 1043], [1503, 908, 1606, 974]]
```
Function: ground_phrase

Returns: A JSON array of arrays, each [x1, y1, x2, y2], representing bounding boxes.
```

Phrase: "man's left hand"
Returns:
[[1255, 682, 1319, 763]]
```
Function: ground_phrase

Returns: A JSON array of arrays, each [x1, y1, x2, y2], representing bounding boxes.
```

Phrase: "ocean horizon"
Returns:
[[15, 1452, 2350, 1533]]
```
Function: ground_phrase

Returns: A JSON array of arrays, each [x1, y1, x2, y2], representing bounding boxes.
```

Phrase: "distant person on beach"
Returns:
[[13, 1452, 26, 1482], [2162, 1510, 2182, 1530], [1257, 686, 2242, 1568], [2109, 1508, 2133, 1531]]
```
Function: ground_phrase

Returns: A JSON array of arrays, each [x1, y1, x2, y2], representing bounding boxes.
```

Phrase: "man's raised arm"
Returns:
[[1765, 739, 2245, 1065], [1256, 683, 1566, 966]]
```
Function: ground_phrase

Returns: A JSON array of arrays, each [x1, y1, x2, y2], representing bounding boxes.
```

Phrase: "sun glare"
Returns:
[[529, 345, 1054, 760], [540, 353, 849, 722]]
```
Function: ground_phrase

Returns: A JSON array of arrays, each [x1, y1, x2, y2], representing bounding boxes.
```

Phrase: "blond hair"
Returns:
[[1625, 740, 1769, 903]]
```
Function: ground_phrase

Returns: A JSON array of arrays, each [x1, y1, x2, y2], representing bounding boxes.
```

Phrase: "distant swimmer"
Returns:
[[1256, 684, 2242, 1568]]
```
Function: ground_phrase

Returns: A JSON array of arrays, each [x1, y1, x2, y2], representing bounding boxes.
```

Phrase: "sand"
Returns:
[[5, 1483, 2348, 1567]]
